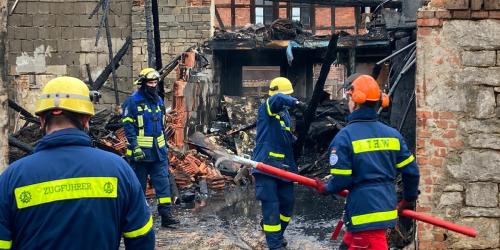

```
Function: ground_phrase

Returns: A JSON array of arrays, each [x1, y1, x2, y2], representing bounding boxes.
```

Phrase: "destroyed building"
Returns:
[[0, 0, 500, 249]]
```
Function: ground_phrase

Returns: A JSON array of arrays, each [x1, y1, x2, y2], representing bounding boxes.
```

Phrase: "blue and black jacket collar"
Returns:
[[347, 107, 379, 124], [34, 128, 92, 152]]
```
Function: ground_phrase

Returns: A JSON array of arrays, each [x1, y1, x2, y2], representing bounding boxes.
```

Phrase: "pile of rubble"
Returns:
[[169, 150, 226, 190], [213, 18, 314, 45], [7, 86, 346, 197]]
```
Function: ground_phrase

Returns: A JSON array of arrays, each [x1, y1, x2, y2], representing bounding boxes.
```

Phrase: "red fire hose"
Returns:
[[223, 156, 477, 238]]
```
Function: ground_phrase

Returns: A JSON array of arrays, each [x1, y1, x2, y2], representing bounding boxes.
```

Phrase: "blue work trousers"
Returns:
[[255, 173, 295, 249], [132, 160, 172, 215]]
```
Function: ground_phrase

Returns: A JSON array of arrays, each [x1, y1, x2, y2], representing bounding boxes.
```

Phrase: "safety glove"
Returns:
[[295, 101, 308, 112], [397, 199, 416, 212], [314, 178, 327, 195], [132, 146, 146, 161]]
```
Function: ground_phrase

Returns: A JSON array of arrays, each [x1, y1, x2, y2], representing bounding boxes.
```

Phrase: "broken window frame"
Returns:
[[288, 3, 312, 30], [242, 66, 281, 97], [254, 0, 274, 25]]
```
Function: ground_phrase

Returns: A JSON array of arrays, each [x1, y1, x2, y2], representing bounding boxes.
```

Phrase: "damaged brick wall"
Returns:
[[132, 0, 212, 102], [213, 0, 357, 35], [0, 0, 8, 170], [416, 0, 500, 249], [6, 0, 133, 120]]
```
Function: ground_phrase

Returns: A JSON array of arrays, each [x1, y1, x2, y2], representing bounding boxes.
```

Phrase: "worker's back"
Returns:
[[0, 128, 154, 250], [327, 107, 419, 233]]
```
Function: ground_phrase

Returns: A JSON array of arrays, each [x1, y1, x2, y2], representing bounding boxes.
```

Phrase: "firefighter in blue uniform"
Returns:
[[122, 68, 179, 227], [0, 76, 154, 250], [253, 77, 306, 250], [318, 74, 420, 249]]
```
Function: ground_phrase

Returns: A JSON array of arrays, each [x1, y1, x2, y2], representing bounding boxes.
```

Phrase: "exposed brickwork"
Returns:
[[132, 0, 212, 103], [417, 1, 500, 248], [6, 0, 133, 113], [471, 0, 484, 10], [471, 10, 490, 18], [418, 10, 436, 18], [444, 0, 470, 9], [335, 7, 355, 27], [315, 7, 331, 28], [422, 0, 500, 20], [485, 0, 500, 10], [452, 10, 472, 18], [213, 0, 357, 35], [417, 18, 443, 26], [188, 0, 211, 6]]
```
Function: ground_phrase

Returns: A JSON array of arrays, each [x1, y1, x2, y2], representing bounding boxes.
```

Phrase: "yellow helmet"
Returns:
[[134, 68, 160, 85], [35, 76, 95, 116], [269, 77, 294, 96]]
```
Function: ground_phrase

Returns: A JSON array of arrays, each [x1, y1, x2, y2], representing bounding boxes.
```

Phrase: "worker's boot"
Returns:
[[161, 213, 180, 227], [281, 238, 288, 247]]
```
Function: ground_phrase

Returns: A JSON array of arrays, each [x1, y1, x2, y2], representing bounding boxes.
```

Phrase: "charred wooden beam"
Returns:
[[9, 135, 33, 153], [94, 0, 110, 46], [215, 6, 226, 30], [152, 0, 164, 99], [8, 99, 40, 124], [101, 0, 120, 106], [85, 64, 94, 86], [294, 33, 340, 158], [89, 0, 105, 19], [226, 122, 257, 136], [144, 0, 156, 67], [230, 0, 236, 30], [92, 36, 132, 91]]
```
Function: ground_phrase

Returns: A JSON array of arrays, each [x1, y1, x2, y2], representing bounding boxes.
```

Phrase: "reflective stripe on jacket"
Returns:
[[325, 108, 420, 232], [252, 93, 298, 176], [0, 129, 154, 250], [122, 90, 167, 162]]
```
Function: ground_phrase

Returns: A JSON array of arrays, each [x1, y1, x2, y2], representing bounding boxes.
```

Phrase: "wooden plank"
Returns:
[[311, 4, 316, 34], [273, 0, 279, 20], [215, 6, 226, 30], [250, 0, 256, 24], [231, 0, 236, 30], [331, 6, 335, 33]]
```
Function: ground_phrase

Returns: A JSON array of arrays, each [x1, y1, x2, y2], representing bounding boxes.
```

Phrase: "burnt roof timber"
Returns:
[[270, 0, 401, 7]]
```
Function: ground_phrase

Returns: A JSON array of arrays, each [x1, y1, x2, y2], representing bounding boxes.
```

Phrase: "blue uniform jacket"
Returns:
[[252, 93, 298, 175], [0, 128, 154, 250], [122, 90, 168, 162], [325, 107, 420, 233]]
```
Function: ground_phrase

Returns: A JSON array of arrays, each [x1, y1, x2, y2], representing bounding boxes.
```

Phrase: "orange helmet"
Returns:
[[344, 74, 389, 108]]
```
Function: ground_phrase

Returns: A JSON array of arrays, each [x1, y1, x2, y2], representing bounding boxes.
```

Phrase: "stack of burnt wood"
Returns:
[[212, 18, 313, 45]]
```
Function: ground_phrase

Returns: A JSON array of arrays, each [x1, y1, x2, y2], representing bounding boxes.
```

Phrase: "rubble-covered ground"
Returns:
[[147, 185, 344, 250]]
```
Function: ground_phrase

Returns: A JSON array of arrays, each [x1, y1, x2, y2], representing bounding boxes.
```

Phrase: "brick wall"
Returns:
[[131, 0, 212, 100], [0, 0, 8, 171], [6, 0, 133, 115], [416, 0, 500, 248], [213, 0, 357, 35]]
